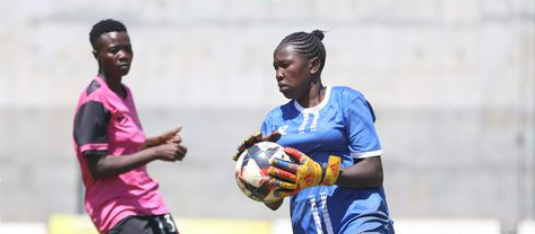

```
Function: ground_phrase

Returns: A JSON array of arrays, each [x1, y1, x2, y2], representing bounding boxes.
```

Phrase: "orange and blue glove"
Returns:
[[268, 147, 341, 197], [231, 132, 281, 161]]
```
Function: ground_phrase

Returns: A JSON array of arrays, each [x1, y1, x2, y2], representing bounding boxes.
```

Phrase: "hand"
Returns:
[[158, 126, 183, 144], [152, 143, 188, 162], [231, 131, 281, 161], [268, 147, 341, 197]]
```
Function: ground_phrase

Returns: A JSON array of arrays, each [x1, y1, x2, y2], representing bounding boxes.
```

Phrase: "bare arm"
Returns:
[[142, 126, 183, 149], [86, 143, 187, 179], [335, 156, 383, 188]]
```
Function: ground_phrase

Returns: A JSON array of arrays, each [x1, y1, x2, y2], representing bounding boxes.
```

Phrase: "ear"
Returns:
[[309, 57, 321, 75], [92, 50, 98, 60]]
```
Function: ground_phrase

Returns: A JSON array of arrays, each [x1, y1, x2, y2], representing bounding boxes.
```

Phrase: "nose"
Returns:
[[275, 67, 283, 81], [118, 49, 132, 61]]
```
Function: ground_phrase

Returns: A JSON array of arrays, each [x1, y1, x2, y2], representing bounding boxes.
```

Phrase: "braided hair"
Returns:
[[277, 30, 327, 74], [89, 19, 127, 49]]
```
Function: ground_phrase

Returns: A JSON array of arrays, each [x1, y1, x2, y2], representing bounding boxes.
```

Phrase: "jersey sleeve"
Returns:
[[73, 100, 111, 157], [260, 116, 273, 136], [346, 97, 382, 159]]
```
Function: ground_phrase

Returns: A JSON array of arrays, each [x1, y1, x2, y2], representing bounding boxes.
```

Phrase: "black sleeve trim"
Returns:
[[86, 80, 102, 96], [73, 101, 111, 146], [82, 150, 108, 158]]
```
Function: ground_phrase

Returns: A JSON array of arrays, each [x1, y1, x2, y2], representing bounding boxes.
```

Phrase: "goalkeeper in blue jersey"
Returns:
[[232, 30, 395, 234]]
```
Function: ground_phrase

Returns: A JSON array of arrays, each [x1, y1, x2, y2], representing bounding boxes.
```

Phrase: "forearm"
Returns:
[[335, 156, 383, 188], [141, 136, 162, 149], [88, 148, 158, 179]]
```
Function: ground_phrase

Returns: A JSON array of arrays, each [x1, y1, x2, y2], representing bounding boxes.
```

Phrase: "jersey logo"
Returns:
[[277, 125, 288, 135]]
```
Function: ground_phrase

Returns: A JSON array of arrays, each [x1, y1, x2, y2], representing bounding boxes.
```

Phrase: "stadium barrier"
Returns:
[[45, 215, 505, 234], [393, 218, 501, 234], [0, 222, 47, 234]]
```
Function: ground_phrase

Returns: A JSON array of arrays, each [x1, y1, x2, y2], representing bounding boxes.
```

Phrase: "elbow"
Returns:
[[374, 171, 383, 187], [370, 158, 384, 187], [86, 156, 110, 180], [363, 166, 383, 188], [371, 164, 384, 187], [89, 168, 106, 180]]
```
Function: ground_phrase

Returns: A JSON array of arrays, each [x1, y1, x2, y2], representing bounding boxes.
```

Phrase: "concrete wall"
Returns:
[[0, 0, 534, 233]]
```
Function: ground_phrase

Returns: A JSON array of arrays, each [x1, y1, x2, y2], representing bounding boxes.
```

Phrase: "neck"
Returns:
[[99, 72, 123, 95], [296, 79, 325, 108]]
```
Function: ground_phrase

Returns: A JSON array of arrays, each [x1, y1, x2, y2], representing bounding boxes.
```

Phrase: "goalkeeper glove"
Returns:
[[231, 131, 281, 161], [268, 147, 341, 197]]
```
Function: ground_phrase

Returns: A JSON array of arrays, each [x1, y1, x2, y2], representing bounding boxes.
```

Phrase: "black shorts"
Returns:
[[108, 214, 179, 234]]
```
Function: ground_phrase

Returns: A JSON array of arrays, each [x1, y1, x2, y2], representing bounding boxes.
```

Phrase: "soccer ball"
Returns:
[[235, 141, 291, 203]]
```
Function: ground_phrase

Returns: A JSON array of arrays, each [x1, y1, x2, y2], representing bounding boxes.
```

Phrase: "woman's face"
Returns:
[[273, 44, 313, 100], [93, 31, 134, 78]]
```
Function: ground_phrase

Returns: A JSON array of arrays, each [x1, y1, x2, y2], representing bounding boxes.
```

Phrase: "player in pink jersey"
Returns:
[[73, 19, 187, 234]]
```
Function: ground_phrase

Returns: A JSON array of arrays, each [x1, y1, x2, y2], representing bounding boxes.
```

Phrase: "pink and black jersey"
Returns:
[[73, 76, 168, 234]]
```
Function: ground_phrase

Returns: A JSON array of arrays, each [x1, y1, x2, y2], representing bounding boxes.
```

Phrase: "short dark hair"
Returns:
[[89, 19, 127, 49], [277, 30, 327, 74]]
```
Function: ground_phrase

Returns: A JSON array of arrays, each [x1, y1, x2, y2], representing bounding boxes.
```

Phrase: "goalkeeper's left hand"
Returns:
[[267, 147, 341, 197]]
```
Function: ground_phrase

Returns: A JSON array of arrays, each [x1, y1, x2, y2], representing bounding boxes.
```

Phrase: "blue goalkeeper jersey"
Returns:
[[261, 86, 394, 234]]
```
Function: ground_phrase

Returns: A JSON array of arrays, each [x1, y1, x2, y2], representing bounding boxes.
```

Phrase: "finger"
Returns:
[[245, 132, 262, 146], [232, 153, 239, 161], [175, 154, 185, 161], [268, 166, 296, 182], [284, 147, 306, 163], [176, 145, 188, 159], [166, 135, 182, 144], [269, 157, 299, 173], [237, 132, 262, 152], [273, 188, 298, 198], [264, 131, 281, 143], [164, 126, 182, 139], [237, 134, 254, 152], [170, 126, 183, 135], [158, 152, 174, 162], [268, 178, 296, 190]]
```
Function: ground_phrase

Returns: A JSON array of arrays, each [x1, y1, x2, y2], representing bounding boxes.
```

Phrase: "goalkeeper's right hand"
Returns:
[[231, 131, 281, 161]]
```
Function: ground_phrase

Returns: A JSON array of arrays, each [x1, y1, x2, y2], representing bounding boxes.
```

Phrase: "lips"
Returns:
[[278, 83, 290, 92]]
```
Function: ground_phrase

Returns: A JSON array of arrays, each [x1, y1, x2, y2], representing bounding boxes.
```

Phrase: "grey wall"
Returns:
[[0, 0, 534, 233]]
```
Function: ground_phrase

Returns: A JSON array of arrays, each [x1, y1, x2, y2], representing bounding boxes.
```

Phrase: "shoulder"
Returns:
[[263, 100, 294, 122], [330, 86, 367, 104], [82, 79, 107, 102], [76, 78, 110, 112]]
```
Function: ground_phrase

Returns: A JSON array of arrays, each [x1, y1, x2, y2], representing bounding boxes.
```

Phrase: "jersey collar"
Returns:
[[293, 86, 331, 113]]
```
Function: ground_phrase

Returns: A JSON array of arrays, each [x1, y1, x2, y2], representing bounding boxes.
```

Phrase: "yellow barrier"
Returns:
[[49, 214, 272, 234], [48, 214, 99, 234], [176, 218, 272, 234]]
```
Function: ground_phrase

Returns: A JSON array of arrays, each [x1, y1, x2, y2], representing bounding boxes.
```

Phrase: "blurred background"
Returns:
[[0, 0, 534, 234]]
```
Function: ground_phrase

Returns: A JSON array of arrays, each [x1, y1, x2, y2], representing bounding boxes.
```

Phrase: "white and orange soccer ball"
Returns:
[[234, 141, 291, 203]]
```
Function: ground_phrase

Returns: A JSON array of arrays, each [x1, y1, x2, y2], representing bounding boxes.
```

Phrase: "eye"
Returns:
[[108, 47, 119, 54], [274, 61, 290, 70]]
